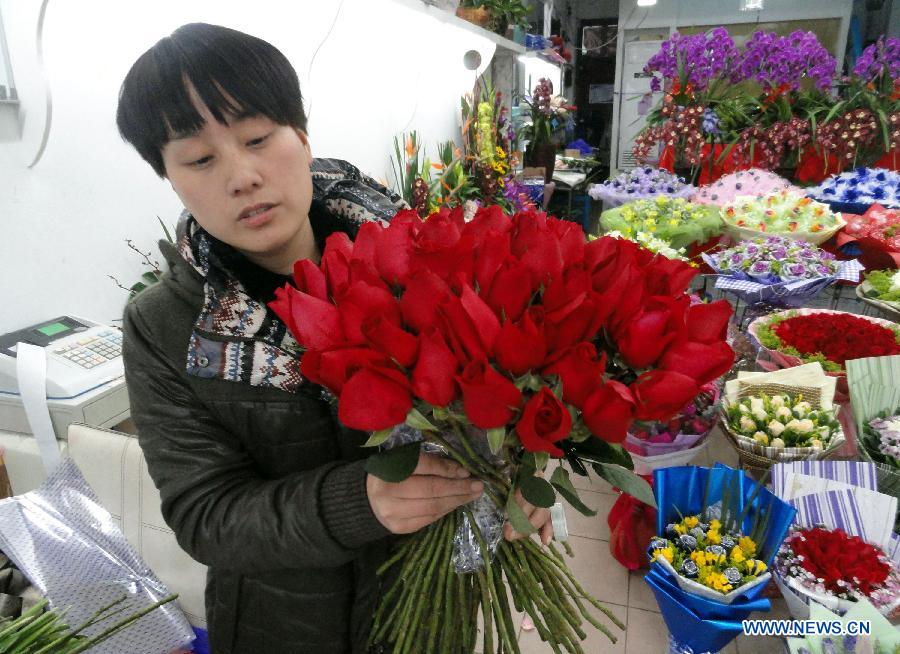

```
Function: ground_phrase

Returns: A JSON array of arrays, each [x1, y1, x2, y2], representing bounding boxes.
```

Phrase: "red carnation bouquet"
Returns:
[[271, 205, 734, 654]]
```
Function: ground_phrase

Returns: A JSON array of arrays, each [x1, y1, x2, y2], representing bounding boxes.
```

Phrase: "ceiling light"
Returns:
[[740, 0, 764, 10], [637, 0, 657, 6]]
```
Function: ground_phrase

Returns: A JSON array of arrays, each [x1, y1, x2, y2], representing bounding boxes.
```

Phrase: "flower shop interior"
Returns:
[[1, 0, 900, 652]]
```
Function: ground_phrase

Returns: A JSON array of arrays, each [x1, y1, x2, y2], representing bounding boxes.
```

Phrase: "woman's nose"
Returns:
[[226, 152, 263, 196]]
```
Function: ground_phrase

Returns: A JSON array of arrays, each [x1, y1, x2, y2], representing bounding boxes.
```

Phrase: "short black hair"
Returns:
[[116, 23, 307, 177]]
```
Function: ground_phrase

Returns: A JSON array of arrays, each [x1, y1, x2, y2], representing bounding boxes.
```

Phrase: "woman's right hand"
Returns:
[[366, 453, 484, 534]]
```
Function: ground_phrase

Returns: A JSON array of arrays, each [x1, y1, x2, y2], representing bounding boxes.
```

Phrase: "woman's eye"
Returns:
[[248, 133, 270, 147], [189, 155, 212, 167]]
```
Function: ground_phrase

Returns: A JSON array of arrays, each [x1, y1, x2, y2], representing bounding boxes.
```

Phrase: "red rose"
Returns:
[[349, 222, 382, 274], [641, 257, 698, 297], [269, 286, 346, 351], [411, 327, 459, 407], [684, 300, 732, 344], [516, 388, 572, 457], [459, 283, 501, 355], [581, 381, 635, 443], [632, 370, 699, 421], [410, 207, 474, 283], [456, 360, 523, 428], [473, 230, 512, 295], [511, 211, 565, 287], [494, 307, 548, 376], [659, 340, 734, 386], [483, 258, 534, 324], [549, 218, 586, 269], [292, 259, 328, 301], [400, 270, 453, 333], [301, 347, 389, 394], [616, 296, 687, 369], [338, 281, 403, 345], [361, 315, 419, 368], [438, 294, 492, 365], [541, 342, 606, 409], [320, 233, 353, 298], [463, 204, 512, 239], [544, 292, 608, 352], [338, 365, 412, 431], [542, 265, 592, 313], [376, 214, 418, 286]]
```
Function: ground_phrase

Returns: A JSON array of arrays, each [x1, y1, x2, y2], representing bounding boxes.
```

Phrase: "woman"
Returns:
[[116, 22, 550, 653]]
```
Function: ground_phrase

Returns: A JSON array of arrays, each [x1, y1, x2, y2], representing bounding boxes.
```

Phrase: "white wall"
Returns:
[[617, 0, 852, 29], [0, 0, 497, 334]]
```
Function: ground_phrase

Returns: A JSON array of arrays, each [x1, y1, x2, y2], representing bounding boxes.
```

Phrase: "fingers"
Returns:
[[390, 475, 483, 500], [413, 453, 470, 479], [503, 505, 553, 543], [540, 519, 554, 546]]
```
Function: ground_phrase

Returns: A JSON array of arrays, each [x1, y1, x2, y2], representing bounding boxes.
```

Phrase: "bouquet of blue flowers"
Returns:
[[702, 236, 863, 307], [808, 168, 900, 213]]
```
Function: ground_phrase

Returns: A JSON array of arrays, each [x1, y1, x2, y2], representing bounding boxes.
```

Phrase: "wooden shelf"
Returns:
[[394, 0, 527, 55]]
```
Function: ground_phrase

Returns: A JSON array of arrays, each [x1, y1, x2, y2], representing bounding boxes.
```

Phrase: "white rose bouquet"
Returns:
[[725, 393, 840, 450]]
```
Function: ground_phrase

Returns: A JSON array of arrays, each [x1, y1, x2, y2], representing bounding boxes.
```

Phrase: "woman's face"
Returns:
[[161, 89, 314, 273]]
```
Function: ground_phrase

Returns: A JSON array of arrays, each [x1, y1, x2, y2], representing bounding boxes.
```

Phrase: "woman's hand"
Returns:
[[367, 453, 483, 534], [504, 476, 553, 546]]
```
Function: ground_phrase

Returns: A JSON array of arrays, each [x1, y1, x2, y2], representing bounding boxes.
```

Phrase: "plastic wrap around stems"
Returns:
[[383, 424, 505, 574], [666, 634, 722, 654], [0, 458, 194, 654]]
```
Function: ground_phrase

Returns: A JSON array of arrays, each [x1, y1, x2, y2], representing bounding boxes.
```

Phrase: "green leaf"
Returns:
[[156, 215, 174, 243], [505, 490, 538, 535], [405, 408, 438, 432], [550, 466, 597, 516], [520, 475, 556, 508], [363, 428, 394, 448], [431, 406, 449, 421], [533, 451, 549, 471], [141, 271, 160, 285], [487, 427, 505, 455], [364, 442, 421, 483], [593, 463, 656, 508], [129, 282, 147, 294], [568, 437, 633, 470]]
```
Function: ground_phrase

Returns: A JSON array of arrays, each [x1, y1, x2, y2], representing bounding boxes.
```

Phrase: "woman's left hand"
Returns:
[[504, 480, 553, 546]]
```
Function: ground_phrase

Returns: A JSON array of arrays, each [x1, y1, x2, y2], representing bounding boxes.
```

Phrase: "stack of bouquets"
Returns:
[[720, 363, 845, 465], [599, 196, 723, 250], [749, 308, 900, 377], [702, 236, 862, 307], [770, 460, 900, 619], [644, 465, 796, 654], [720, 191, 845, 245], [690, 169, 800, 206], [624, 381, 721, 474], [808, 168, 900, 214], [588, 167, 695, 208], [269, 205, 735, 653]]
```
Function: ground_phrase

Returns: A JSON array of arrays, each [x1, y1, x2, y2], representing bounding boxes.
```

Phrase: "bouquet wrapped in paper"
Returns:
[[858, 268, 900, 320], [847, 356, 900, 529], [720, 363, 846, 468], [588, 167, 695, 208], [840, 204, 900, 271], [595, 230, 690, 261], [770, 460, 900, 618], [720, 191, 846, 245], [644, 465, 796, 654], [270, 205, 735, 653], [703, 236, 863, 307], [599, 196, 723, 251], [749, 308, 900, 375], [808, 168, 900, 214], [624, 381, 721, 475], [690, 169, 800, 206]]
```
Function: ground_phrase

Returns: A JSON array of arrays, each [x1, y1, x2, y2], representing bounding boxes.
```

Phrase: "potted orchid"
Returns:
[[519, 78, 575, 183]]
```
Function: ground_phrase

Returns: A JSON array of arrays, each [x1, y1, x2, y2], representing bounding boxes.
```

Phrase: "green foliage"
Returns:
[[365, 442, 421, 483]]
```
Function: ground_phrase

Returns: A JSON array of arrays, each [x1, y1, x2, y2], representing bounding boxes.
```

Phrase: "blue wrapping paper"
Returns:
[[646, 465, 797, 652], [645, 573, 747, 654]]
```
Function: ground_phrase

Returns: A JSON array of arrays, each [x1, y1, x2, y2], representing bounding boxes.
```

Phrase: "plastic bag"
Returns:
[[0, 458, 194, 654]]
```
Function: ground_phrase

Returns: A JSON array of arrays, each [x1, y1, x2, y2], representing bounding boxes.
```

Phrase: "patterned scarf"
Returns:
[[173, 158, 403, 394]]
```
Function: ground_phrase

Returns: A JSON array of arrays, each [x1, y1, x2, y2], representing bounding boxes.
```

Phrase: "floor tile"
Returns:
[[627, 570, 659, 613], [564, 491, 616, 541], [517, 602, 627, 653], [563, 536, 630, 606], [624, 607, 669, 654]]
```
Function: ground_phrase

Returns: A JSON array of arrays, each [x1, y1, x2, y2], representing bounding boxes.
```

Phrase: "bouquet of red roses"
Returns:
[[271, 205, 734, 654]]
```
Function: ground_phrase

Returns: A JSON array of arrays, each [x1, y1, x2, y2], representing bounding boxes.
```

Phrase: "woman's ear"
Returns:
[[296, 129, 312, 158]]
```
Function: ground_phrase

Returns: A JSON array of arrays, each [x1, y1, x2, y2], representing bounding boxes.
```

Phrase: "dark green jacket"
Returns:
[[123, 160, 402, 653]]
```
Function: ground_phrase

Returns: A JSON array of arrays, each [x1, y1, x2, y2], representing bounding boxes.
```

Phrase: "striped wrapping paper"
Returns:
[[786, 487, 897, 557], [771, 460, 879, 497]]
